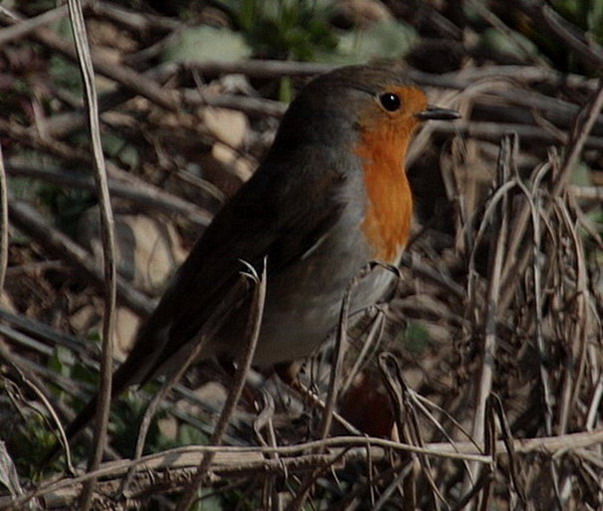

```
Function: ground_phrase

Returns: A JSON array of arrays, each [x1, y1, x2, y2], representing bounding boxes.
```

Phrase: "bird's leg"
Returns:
[[274, 361, 361, 436], [216, 357, 259, 410]]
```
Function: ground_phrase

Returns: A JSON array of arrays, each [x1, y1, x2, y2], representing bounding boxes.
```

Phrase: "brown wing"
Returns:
[[135, 151, 347, 383]]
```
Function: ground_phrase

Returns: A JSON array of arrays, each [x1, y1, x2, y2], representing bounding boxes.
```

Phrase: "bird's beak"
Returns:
[[415, 106, 460, 121]]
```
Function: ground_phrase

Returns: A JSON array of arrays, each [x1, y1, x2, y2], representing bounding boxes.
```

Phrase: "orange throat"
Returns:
[[356, 128, 413, 263]]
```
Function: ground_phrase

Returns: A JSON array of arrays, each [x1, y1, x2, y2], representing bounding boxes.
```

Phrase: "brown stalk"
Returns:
[[380, 353, 449, 509], [500, 82, 603, 311], [555, 198, 590, 434], [515, 159, 555, 435], [0, 4, 68, 45], [464, 135, 514, 507], [553, 82, 603, 196], [66, 1, 117, 508], [0, 144, 7, 295]]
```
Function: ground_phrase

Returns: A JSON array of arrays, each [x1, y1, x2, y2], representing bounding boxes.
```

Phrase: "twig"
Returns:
[[515, 156, 555, 435], [515, 0, 603, 73], [553, 81, 603, 196], [13, 429, 603, 509], [0, 144, 7, 295], [467, 0, 549, 67], [372, 462, 415, 511], [184, 59, 333, 79], [0, 6, 179, 112], [174, 59, 601, 92], [0, 308, 94, 358], [499, 82, 603, 310], [438, 65, 598, 90], [380, 353, 449, 509], [120, 286, 241, 493], [5, 163, 213, 227], [570, 185, 603, 202], [89, 1, 182, 33], [498, 82, 603, 307], [490, 395, 526, 503], [288, 379, 360, 435], [288, 265, 396, 511], [586, 374, 603, 431], [479, 397, 495, 511], [0, 4, 68, 45], [464, 136, 514, 506], [555, 198, 590, 434], [41, 62, 179, 138], [0, 118, 213, 227], [341, 308, 386, 397], [399, 252, 465, 300], [318, 266, 359, 442], [434, 120, 603, 150], [123, 264, 258, 498], [182, 89, 286, 118], [498, 161, 550, 310]]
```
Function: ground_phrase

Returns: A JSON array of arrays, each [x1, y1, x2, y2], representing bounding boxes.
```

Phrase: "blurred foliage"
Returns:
[[112, 390, 209, 458], [331, 20, 417, 65], [221, 0, 416, 64], [401, 321, 432, 357], [7, 414, 57, 481], [48, 54, 83, 97], [225, 0, 338, 61], [162, 25, 252, 63], [37, 184, 96, 238], [554, 0, 603, 42], [102, 132, 141, 170], [479, 27, 542, 62], [488, 0, 603, 74], [551, 0, 603, 72], [214, 0, 416, 100]]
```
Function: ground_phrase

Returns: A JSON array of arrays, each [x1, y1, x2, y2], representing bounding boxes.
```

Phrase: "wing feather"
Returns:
[[130, 153, 347, 385]]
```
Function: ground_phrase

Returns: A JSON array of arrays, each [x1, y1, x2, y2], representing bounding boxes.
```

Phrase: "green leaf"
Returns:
[[570, 160, 592, 186], [178, 424, 209, 445], [47, 346, 75, 378], [190, 488, 227, 511], [102, 133, 140, 169], [481, 28, 542, 61], [225, 0, 337, 60], [403, 322, 431, 356], [323, 21, 417, 65], [48, 54, 83, 96], [161, 26, 252, 63]]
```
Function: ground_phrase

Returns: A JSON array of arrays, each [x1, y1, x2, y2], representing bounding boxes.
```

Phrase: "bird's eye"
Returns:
[[379, 92, 401, 112]]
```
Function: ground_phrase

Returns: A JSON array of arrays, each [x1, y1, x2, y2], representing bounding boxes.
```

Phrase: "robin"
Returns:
[[61, 65, 459, 445]]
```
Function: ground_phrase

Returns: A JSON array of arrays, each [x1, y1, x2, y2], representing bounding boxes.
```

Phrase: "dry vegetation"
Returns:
[[0, 0, 602, 510]]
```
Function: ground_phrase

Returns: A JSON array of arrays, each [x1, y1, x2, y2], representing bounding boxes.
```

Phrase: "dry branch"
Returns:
[[8, 430, 602, 509]]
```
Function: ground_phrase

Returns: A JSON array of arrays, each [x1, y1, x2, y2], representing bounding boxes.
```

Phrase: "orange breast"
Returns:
[[355, 122, 413, 262]]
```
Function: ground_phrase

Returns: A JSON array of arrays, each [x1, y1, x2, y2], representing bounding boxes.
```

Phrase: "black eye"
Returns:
[[379, 93, 401, 112]]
